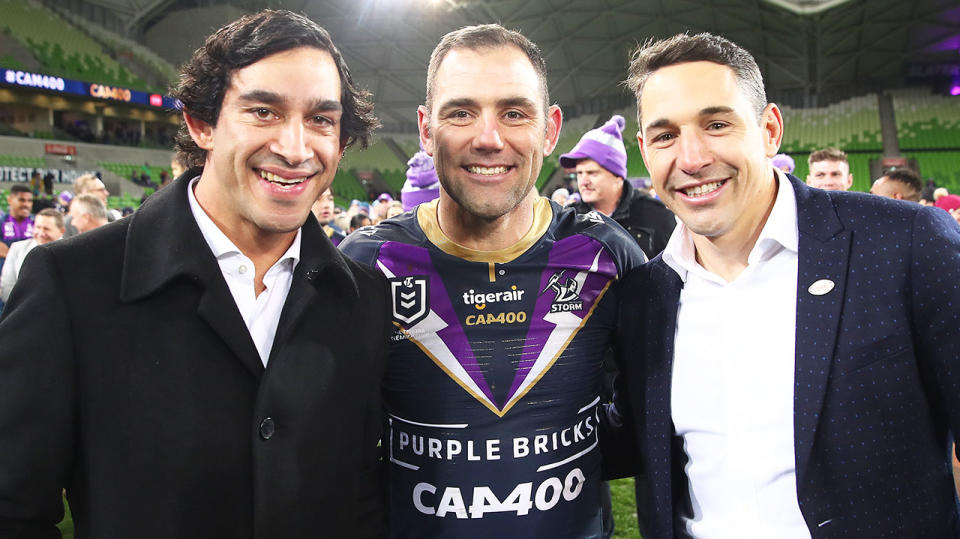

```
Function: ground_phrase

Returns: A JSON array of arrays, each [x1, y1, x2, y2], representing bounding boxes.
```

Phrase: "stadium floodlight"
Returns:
[[761, 0, 854, 15]]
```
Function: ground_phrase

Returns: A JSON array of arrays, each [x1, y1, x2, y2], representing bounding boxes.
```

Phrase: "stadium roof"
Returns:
[[51, 0, 960, 132]]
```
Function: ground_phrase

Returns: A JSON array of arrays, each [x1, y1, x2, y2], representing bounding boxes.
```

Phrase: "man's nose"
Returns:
[[271, 121, 313, 165], [472, 113, 504, 152], [676, 132, 712, 175]]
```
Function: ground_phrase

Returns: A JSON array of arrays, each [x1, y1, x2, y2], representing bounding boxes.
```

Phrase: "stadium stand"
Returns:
[[0, 0, 163, 93], [892, 88, 960, 150], [779, 94, 883, 153], [905, 150, 960, 189]]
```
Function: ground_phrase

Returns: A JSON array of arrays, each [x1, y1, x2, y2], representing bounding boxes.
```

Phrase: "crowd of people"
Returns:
[[0, 9, 959, 539]]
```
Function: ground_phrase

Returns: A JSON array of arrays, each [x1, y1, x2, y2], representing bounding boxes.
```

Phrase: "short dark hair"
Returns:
[[36, 207, 64, 229], [9, 184, 31, 196], [425, 24, 550, 116], [172, 9, 378, 169], [883, 168, 923, 202], [808, 147, 848, 166], [626, 32, 767, 128], [350, 214, 370, 229]]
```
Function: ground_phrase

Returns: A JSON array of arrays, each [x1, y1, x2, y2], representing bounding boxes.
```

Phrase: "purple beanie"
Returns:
[[559, 115, 628, 179], [772, 154, 795, 173], [401, 150, 440, 211]]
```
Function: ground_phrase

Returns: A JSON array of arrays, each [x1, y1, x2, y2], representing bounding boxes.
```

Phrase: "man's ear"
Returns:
[[762, 103, 784, 158], [183, 110, 215, 151], [542, 105, 563, 156], [417, 105, 433, 156], [637, 131, 650, 172], [845, 174, 854, 190]]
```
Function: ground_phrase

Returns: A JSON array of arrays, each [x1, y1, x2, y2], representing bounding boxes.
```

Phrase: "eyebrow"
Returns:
[[237, 90, 342, 113], [644, 106, 737, 132], [437, 96, 539, 114]]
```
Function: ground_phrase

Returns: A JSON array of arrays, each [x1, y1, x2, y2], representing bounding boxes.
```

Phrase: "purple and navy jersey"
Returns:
[[340, 198, 644, 538]]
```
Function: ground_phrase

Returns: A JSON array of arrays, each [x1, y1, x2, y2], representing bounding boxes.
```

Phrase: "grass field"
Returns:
[[57, 479, 641, 537]]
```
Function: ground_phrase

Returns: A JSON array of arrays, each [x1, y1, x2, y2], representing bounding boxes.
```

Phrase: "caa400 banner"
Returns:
[[2, 67, 180, 109]]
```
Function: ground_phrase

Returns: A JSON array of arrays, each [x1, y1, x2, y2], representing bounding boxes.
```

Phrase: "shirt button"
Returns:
[[259, 417, 275, 440], [239, 264, 248, 274]]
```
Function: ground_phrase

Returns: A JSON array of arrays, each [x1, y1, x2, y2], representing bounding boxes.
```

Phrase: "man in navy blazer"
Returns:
[[610, 32, 960, 537]]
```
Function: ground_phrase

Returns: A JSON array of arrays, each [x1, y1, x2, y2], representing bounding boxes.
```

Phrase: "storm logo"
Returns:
[[391, 275, 429, 326], [540, 271, 584, 313]]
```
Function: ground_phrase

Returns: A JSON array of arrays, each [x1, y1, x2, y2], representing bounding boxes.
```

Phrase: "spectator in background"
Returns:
[[384, 200, 404, 219], [870, 168, 923, 202], [772, 153, 795, 174], [170, 155, 187, 184], [560, 114, 676, 259], [1, 185, 34, 259], [807, 147, 853, 191], [333, 213, 351, 234], [311, 187, 345, 245], [73, 173, 119, 223], [932, 187, 960, 225], [68, 194, 109, 234], [370, 192, 393, 223], [349, 213, 372, 233], [28, 170, 42, 196], [0, 208, 64, 302], [400, 148, 441, 211], [551, 187, 569, 206], [55, 191, 73, 214]]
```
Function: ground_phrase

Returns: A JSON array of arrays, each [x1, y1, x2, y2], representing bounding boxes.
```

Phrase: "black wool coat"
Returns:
[[0, 171, 391, 539]]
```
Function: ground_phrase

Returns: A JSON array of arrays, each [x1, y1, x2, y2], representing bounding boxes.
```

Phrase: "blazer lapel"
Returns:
[[645, 259, 684, 536], [121, 170, 264, 379], [790, 176, 851, 480]]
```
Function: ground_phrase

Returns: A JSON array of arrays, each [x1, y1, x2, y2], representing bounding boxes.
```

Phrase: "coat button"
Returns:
[[259, 417, 275, 440]]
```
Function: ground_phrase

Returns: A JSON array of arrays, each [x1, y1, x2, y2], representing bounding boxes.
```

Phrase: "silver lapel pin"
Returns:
[[808, 279, 835, 296]]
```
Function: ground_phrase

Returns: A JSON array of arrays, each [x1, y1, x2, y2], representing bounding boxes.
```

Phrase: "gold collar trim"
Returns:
[[416, 197, 553, 263]]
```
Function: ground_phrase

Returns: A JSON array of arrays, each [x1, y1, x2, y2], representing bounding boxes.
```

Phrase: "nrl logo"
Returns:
[[540, 271, 584, 313], [390, 275, 429, 326]]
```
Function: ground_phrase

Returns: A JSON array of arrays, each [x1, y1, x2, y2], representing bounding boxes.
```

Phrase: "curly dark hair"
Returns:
[[171, 9, 379, 169]]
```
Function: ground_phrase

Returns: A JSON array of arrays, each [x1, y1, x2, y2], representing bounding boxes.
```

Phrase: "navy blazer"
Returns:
[[613, 175, 960, 538]]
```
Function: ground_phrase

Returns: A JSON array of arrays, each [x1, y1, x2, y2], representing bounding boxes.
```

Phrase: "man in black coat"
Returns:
[[0, 10, 389, 539], [560, 115, 676, 259]]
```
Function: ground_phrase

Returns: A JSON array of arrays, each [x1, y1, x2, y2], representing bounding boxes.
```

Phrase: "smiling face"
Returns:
[[807, 159, 852, 191], [7, 191, 32, 220], [32, 214, 63, 244], [418, 45, 561, 222], [187, 46, 344, 241], [638, 61, 782, 245]]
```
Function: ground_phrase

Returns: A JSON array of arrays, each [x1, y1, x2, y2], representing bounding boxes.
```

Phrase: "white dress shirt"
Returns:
[[662, 171, 810, 538], [187, 177, 300, 366]]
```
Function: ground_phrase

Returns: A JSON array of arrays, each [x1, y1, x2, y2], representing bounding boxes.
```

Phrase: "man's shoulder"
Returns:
[[551, 201, 648, 271], [339, 211, 425, 267]]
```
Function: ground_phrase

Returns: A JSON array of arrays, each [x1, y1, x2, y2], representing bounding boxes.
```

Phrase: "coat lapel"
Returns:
[[120, 170, 264, 379], [789, 176, 851, 480], [644, 258, 684, 536], [267, 214, 360, 366]]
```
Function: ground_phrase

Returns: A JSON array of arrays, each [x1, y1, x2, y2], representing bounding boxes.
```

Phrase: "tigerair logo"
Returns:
[[462, 285, 527, 326], [462, 286, 525, 310], [540, 271, 584, 313]]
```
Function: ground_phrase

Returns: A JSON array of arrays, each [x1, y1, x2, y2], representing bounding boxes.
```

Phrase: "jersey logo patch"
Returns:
[[391, 275, 430, 326], [540, 271, 584, 312]]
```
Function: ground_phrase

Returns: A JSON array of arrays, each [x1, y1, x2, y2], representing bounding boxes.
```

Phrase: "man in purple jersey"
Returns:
[[342, 24, 644, 538]]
